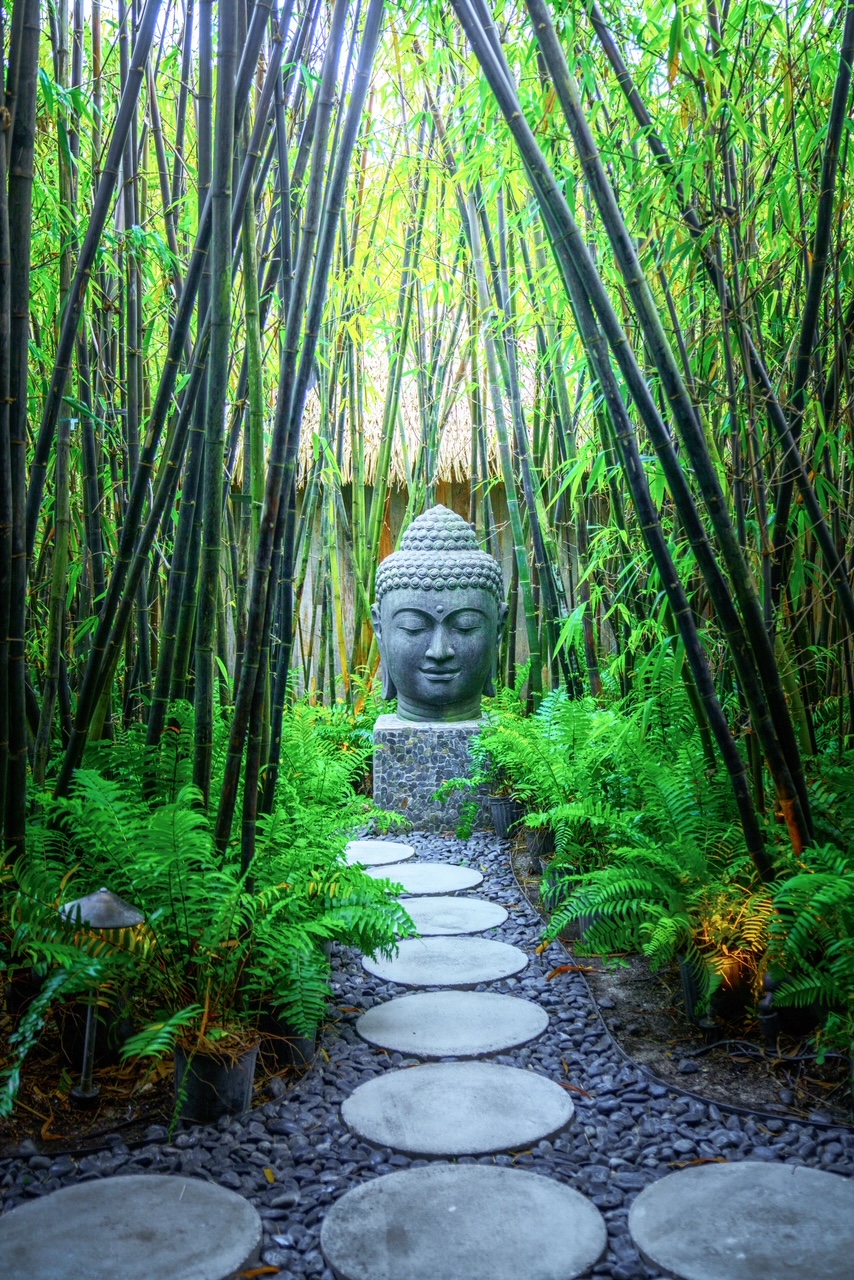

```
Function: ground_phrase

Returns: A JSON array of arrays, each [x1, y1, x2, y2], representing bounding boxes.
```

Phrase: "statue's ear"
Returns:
[[381, 661, 397, 701], [371, 602, 396, 700], [497, 600, 509, 635], [485, 600, 509, 698]]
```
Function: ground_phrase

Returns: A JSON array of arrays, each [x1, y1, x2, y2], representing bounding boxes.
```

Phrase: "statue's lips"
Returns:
[[419, 669, 460, 681]]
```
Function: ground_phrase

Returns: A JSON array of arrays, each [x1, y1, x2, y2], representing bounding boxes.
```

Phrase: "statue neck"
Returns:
[[395, 691, 482, 722]]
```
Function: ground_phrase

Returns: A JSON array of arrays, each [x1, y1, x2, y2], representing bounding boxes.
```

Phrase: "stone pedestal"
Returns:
[[372, 714, 488, 833]]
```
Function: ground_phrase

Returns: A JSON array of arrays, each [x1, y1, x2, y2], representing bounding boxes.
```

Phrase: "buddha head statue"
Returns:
[[371, 505, 508, 722]]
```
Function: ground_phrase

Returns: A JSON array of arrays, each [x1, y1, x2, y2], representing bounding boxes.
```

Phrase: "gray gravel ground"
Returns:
[[1, 830, 852, 1279]]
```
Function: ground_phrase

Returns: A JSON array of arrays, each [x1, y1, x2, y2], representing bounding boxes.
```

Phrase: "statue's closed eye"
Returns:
[[449, 611, 486, 632], [393, 611, 432, 633]]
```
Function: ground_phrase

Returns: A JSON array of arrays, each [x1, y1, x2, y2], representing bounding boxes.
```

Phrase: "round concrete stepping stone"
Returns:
[[321, 1163, 607, 1280], [356, 989, 548, 1057], [362, 935, 528, 987], [344, 838, 415, 867], [365, 861, 483, 894], [628, 1161, 854, 1280], [341, 1060, 574, 1155], [401, 894, 507, 935], [0, 1174, 261, 1280]]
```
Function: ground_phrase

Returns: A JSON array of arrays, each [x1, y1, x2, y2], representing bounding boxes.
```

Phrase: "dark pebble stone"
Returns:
[[591, 1189, 624, 1210], [648, 1083, 669, 1098], [262, 1248, 293, 1268], [678, 1059, 700, 1074], [174, 1132, 199, 1148], [271, 1232, 297, 1249], [596, 1099, 621, 1115], [270, 1187, 301, 1208], [268, 1119, 302, 1136], [611, 1172, 647, 1190]]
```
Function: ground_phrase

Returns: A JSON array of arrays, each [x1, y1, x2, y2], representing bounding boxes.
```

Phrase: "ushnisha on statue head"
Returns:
[[371, 505, 508, 722]]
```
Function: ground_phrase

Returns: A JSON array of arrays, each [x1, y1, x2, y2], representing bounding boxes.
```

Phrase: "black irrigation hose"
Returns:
[[681, 1039, 851, 1066], [511, 854, 854, 1132]]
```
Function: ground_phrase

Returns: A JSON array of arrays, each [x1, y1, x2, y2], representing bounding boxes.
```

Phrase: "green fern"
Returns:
[[770, 844, 854, 1052]]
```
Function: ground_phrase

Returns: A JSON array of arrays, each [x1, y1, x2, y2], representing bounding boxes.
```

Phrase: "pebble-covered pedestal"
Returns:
[[372, 714, 489, 832]]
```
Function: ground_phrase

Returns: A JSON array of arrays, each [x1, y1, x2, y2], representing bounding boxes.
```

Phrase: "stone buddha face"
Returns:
[[371, 506, 507, 723]]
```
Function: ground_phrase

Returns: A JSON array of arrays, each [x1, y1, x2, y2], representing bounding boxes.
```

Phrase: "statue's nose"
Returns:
[[425, 626, 454, 661]]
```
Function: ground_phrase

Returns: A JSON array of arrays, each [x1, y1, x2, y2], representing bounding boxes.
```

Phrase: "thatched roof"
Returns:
[[297, 346, 539, 488]]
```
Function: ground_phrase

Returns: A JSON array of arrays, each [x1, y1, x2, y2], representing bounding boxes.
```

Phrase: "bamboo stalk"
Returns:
[[0, 43, 11, 840], [33, 417, 72, 785], [194, 0, 239, 803], [6, 0, 40, 856], [26, 0, 164, 561]]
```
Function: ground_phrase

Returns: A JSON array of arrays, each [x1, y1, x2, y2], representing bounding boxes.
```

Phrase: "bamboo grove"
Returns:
[[2, 0, 854, 878]]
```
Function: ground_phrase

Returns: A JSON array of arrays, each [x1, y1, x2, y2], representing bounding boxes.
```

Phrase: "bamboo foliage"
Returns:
[[2, 0, 854, 880]]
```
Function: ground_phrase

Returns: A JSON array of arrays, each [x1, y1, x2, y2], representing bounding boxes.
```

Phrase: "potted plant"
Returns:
[[13, 706, 415, 1124], [117, 784, 413, 1122]]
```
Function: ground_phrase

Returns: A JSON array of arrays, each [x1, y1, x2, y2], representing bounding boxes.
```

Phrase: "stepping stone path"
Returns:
[[324, 839, 609, 1279], [356, 988, 548, 1057], [364, 861, 483, 894], [0, 1174, 261, 1280], [4, 832, 852, 1280], [341, 1060, 574, 1156], [361, 934, 527, 986], [628, 1161, 854, 1280], [344, 838, 415, 866], [399, 893, 507, 935], [321, 1163, 607, 1280]]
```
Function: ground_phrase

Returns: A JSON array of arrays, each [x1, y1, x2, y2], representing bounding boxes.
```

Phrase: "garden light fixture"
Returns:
[[60, 888, 145, 1107]]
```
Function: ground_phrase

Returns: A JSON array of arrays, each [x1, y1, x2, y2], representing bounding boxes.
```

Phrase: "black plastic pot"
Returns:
[[525, 826, 555, 860], [680, 955, 708, 1023], [4, 968, 44, 1019], [488, 795, 523, 837], [258, 1009, 317, 1072], [559, 911, 601, 944], [760, 973, 820, 1037], [174, 1041, 259, 1125]]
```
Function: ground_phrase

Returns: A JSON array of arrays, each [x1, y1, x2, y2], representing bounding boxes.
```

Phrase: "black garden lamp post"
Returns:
[[60, 888, 145, 1107]]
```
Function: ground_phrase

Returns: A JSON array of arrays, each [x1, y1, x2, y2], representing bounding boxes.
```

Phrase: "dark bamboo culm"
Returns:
[[450, 0, 775, 879], [4, 0, 40, 855], [260, 0, 388, 817], [521, 0, 813, 851], [212, 0, 353, 851], [54, 0, 277, 796], [193, 0, 238, 803]]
